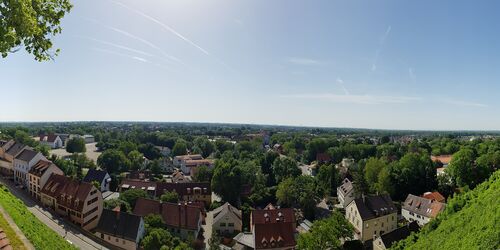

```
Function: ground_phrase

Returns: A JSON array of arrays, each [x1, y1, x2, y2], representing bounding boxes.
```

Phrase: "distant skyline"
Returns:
[[1, 0, 500, 130]]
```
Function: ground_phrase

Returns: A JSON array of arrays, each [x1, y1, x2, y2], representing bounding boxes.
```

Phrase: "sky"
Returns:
[[1, 0, 500, 130]]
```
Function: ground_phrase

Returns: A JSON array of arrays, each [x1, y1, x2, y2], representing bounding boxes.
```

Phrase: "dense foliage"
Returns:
[[0, 185, 76, 250], [297, 212, 354, 250], [0, 0, 72, 61], [392, 170, 500, 250]]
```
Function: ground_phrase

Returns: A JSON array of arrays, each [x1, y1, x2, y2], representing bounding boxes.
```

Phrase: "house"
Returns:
[[133, 198, 203, 240], [212, 202, 242, 236], [180, 159, 214, 175], [39, 134, 63, 149], [273, 144, 283, 154], [170, 170, 190, 183], [94, 209, 145, 250], [422, 191, 445, 203], [402, 194, 446, 226], [0, 141, 26, 177], [83, 135, 95, 144], [40, 174, 103, 230], [119, 179, 157, 197], [54, 133, 70, 146], [337, 178, 355, 208], [345, 195, 398, 242], [173, 154, 203, 167], [156, 182, 211, 205], [28, 160, 63, 200], [431, 155, 452, 168], [13, 148, 45, 187], [83, 169, 111, 192], [234, 204, 296, 250], [373, 221, 419, 250]]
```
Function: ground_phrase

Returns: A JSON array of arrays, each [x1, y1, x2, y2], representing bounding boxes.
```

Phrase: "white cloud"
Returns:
[[336, 78, 350, 95], [443, 100, 488, 108], [280, 93, 421, 105], [288, 57, 320, 65]]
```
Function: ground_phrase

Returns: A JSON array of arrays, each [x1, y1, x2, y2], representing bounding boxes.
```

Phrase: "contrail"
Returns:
[[82, 17, 182, 64], [110, 0, 210, 55], [91, 47, 172, 71]]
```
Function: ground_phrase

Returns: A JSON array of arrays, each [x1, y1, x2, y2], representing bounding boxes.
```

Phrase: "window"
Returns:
[[123, 240, 126, 244], [100, 233, 104, 239], [228, 223, 234, 227], [87, 197, 98, 205], [115, 238, 119, 243], [220, 223, 226, 227]]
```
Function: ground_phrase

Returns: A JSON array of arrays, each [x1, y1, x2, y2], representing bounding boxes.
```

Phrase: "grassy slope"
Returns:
[[393, 170, 500, 250], [0, 185, 77, 250], [0, 211, 26, 250]]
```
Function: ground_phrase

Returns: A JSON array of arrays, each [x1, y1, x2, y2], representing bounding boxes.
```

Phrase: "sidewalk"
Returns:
[[0, 205, 34, 250]]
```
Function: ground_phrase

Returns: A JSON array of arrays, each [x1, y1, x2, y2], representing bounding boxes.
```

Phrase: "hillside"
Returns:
[[392, 170, 500, 250]]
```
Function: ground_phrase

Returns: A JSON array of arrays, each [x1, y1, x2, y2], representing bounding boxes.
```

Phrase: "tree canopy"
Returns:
[[297, 211, 354, 250], [0, 0, 72, 61]]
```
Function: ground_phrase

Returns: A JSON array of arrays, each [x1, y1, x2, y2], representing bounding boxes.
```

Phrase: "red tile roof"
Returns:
[[422, 192, 446, 203], [132, 198, 202, 230], [156, 182, 211, 197], [133, 197, 161, 216], [251, 205, 296, 249], [431, 155, 452, 165], [29, 160, 56, 177], [41, 174, 96, 212]]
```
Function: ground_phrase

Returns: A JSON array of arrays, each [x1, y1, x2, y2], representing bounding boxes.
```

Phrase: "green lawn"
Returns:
[[0, 211, 26, 250], [0, 185, 77, 250]]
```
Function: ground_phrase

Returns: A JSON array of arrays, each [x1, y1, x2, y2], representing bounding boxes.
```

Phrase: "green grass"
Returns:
[[392, 170, 500, 250], [0, 185, 77, 250], [0, 211, 26, 250]]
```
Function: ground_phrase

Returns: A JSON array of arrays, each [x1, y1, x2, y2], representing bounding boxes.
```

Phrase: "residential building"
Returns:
[[173, 154, 203, 167], [40, 174, 103, 230], [345, 195, 398, 242], [373, 221, 419, 250], [316, 153, 331, 164], [0, 141, 26, 176], [83, 135, 95, 144], [431, 155, 452, 168], [28, 160, 63, 200], [402, 194, 446, 226], [234, 204, 296, 250], [39, 134, 63, 149], [337, 178, 355, 208], [13, 148, 45, 187], [422, 191, 445, 203], [212, 202, 242, 235], [83, 169, 111, 192], [133, 198, 203, 240], [119, 179, 157, 197], [180, 158, 214, 175], [157, 182, 211, 205], [94, 209, 145, 250]]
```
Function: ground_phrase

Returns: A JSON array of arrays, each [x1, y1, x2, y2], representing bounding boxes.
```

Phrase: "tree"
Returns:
[[144, 214, 164, 231], [193, 165, 212, 182], [297, 212, 354, 250], [364, 157, 387, 192], [141, 228, 188, 250], [272, 157, 301, 183], [14, 130, 36, 147], [316, 164, 340, 196], [211, 159, 242, 204], [97, 149, 130, 174], [66, 137, 86, 153], [91, 180, 101, 190], [0, 0, 72, 61], [276, 176, 319, 220], [104, 198, 131, 213], [119, 189, 147, 209], [172, 139, 188, 156], [390, 152, 437, 200], [376, 167, 394, 195], [160, 191, 179, 203], [128, 150, 145, 170], [446, 148, 476, 187], [193, 137, 215, 158]]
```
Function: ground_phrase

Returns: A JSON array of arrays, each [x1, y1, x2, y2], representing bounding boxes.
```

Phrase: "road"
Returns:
[[0, 178, 107, 250], [202, 210, 214, 249]]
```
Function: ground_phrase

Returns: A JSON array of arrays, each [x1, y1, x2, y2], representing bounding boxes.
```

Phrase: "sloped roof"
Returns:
[[251, 205, 296, 249], [15, 148, 39, 162], [402, 194, 446, 218], [95, 209, 142, 241], [379, 221, 419, 248], [29, 160, 57, 177], [6, 142, 26, 157], [83, 169, 109, 183], [41, 174, 96, 212], [431, 155, 452, 164], [338, 178, 354, 196], [133, 197, 161, 217], [156, 182, 211, 197], [422, 192, 445, 203], [161, 202, 201, 230], [213, 202, 242, 222], [352, 194, 397, 221]]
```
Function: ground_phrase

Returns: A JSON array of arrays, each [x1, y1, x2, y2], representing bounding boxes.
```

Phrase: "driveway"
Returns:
[[202, 210, 213, 249], [0, 178, 107, 250]]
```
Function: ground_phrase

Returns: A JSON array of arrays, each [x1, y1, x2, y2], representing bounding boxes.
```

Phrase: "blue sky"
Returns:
[[1, 0, 499, 130]]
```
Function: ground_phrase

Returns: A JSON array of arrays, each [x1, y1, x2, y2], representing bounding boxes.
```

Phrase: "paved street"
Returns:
[[202, 210, 214, 249], [0, 178, 107, 250]]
